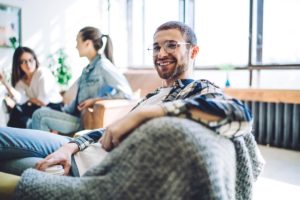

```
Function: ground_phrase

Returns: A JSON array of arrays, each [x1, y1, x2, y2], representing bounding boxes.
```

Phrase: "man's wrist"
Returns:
[[138, 105, 165, 120], [64, 143, 79, 154]]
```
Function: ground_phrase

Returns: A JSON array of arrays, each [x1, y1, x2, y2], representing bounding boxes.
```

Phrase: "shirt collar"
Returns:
[[173, 79, 194, 88], [85, 54, 101, 72]]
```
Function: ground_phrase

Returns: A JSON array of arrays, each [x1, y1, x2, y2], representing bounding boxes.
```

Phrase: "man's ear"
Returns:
[[190, 46, 199, 59]]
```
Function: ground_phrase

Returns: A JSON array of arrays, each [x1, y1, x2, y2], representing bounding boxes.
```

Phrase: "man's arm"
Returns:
[[34, 129, 104, 175], [101, 81, 252, 151], [161, 91, 252, 137], [100, 104, 222, 151], [35, 143, 79, 175], [68, 129, 105, 151], [101, 105, 164, 151]]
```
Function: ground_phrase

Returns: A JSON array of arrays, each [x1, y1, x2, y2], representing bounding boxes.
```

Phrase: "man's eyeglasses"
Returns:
[[147, 41, 190, 56], [20, 58, 35, 65]]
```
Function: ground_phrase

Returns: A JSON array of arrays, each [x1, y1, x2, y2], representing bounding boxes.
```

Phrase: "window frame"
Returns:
[[123, 0, 300, 86]]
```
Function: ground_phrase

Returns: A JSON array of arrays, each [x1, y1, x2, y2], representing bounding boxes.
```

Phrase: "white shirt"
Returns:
[[13, 67, 62, 105], [138, 87, 172, 107]]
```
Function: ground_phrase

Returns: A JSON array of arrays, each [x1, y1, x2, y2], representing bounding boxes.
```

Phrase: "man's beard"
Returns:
[[159, 63, 187, 80], [155, 55, 189, 81]]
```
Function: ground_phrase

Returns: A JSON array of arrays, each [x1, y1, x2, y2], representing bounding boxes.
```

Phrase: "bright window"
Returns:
[[256, 0, 300, 65], [129, 0, 180, 67], [194, 0, 249, 67]]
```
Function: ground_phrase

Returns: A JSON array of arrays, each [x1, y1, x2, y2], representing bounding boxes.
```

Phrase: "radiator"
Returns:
[[244, 101, 300, 150]]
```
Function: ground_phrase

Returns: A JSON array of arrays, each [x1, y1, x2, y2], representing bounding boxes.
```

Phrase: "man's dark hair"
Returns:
[[154, 21, 197, 45]]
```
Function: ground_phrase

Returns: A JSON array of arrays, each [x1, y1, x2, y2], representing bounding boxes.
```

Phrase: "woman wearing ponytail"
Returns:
[[31, 26, 133, 135]]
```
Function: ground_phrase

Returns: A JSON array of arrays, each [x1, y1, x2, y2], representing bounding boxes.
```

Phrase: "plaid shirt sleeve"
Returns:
[[69, 128, 105, 151], [160, 80, 253, 138]]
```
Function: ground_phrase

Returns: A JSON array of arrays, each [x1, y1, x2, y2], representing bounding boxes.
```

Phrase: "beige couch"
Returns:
[[81, 69, 163, 129]]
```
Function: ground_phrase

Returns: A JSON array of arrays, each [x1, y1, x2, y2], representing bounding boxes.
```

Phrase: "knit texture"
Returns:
[[14, 117, 264, 200]]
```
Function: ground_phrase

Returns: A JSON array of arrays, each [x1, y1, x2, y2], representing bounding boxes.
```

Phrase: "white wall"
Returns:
[[0, 0, 105, 84]]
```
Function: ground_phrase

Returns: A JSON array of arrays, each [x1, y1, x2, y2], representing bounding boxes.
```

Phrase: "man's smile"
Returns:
[[156, 59, 176, 67]]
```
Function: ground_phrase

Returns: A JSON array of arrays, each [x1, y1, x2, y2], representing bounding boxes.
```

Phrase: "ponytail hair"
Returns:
[[79, 26, 114, 64], [101, 35, 114, 64]]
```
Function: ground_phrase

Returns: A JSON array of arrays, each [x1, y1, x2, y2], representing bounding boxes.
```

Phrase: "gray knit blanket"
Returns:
[[14, 117, 264, 200]]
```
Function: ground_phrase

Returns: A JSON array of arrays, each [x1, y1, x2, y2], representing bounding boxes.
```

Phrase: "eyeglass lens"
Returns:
[[149, 41, 179, 56], [20, 58, 35, 65]]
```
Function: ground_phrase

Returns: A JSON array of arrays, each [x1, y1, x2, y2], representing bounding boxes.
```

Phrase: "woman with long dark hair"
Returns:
[[0, 47, 62, 128]]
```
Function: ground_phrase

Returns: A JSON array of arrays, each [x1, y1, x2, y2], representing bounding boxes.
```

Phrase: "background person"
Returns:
[[0, 46, 62, 128], [31, 26, 133, 135]]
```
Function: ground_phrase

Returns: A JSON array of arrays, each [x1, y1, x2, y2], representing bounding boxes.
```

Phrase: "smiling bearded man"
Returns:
[[0, 21, 259, 200], [153, 28, 194, 84]]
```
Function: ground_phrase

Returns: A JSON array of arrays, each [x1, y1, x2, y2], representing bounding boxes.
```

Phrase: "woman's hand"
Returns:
[[29, 98, 45, 106], [101, 105, 165, 151], [0, 72, 4, 83], [77, 98, 97, 111], [35, 143, 79, 175], [0, 72, 7, 85], [0, 72, 15, 97]]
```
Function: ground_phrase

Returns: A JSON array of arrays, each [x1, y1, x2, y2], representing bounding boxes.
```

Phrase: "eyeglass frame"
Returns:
[[147, 40, 191, 56], [19, 58, 35, 65]]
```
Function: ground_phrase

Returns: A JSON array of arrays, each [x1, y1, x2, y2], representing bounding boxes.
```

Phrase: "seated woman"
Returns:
[[31, 26, 133, 135], [0, 47, 63, 128]]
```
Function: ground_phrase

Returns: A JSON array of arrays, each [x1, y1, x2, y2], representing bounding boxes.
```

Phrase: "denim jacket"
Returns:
[[63, 54, 132, 116]]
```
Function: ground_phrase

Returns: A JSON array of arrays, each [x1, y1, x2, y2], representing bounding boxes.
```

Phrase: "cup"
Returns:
[[45, 165, 64, 175]]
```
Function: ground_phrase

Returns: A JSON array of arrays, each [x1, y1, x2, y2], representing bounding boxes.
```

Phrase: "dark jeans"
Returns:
[[7, 102, 63, 128]]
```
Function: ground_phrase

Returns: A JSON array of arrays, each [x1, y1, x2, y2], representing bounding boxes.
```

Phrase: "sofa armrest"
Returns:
[[81, 99, 138, 129]]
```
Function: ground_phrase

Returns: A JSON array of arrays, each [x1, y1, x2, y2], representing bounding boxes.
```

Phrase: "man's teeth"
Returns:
[[157, 61, 173, 66]]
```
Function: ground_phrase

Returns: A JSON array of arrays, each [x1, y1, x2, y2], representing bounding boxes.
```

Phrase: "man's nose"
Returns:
[[157, 47, 168, 58]]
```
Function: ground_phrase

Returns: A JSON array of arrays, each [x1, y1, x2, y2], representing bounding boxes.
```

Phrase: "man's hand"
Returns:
[[77, 98, 97, 111], [101, 105, 165, 151], [35, 143, 79, 175]]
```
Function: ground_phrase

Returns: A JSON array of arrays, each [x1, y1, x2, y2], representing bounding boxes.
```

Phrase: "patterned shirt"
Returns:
[[70, 79, 253, 151]]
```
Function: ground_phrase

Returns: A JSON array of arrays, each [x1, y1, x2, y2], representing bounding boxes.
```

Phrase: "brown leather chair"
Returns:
[[81, 69, 162, 129]]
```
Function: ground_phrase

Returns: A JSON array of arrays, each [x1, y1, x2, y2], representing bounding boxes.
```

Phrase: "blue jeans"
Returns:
[[0, 127, 70, 175], [31, 107, 82, 135]]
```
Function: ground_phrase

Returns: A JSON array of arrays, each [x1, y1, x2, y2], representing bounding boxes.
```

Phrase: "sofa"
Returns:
[[81, 69, 162, 129], [12, 117, 264, 200]]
